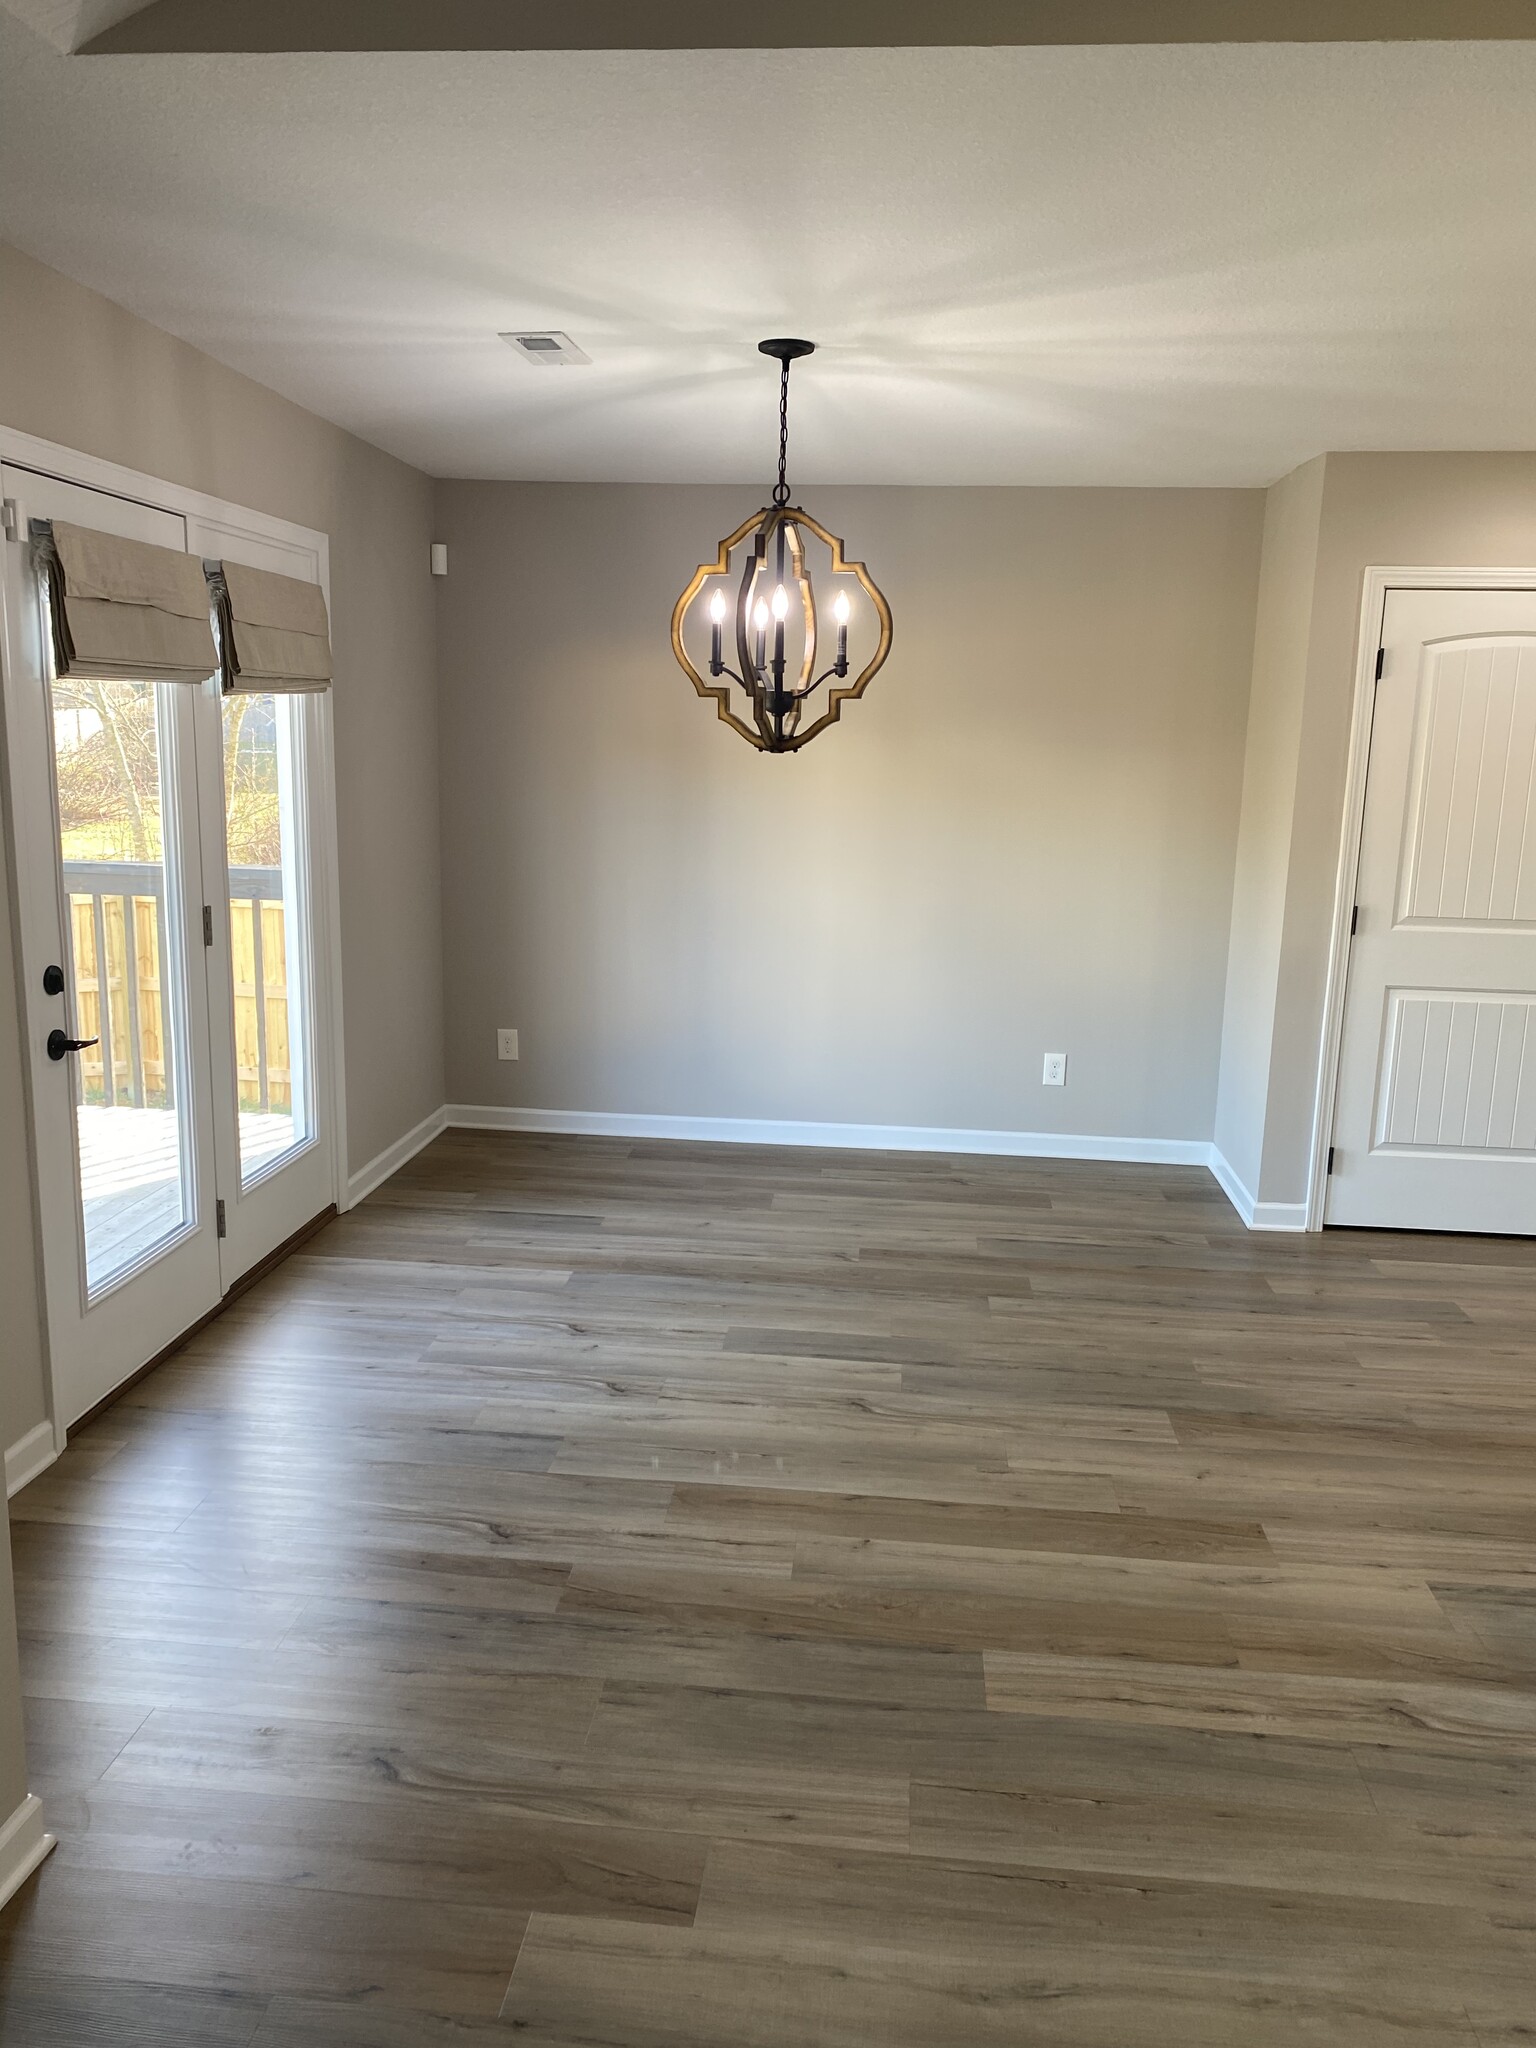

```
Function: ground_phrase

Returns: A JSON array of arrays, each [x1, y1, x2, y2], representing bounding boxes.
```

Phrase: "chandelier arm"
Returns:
[[736, 519, 777, 746], [788, 521, 817, 693]]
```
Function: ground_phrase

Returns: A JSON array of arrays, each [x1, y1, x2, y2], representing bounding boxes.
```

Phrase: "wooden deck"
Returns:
[[78, 1105, 297, 1284], [3, 1131, 1534, 2044]]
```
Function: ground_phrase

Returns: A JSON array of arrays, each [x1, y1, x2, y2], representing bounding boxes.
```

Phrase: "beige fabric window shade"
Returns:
[[209, 560, 332, 692], [35, 520, 218, 684]]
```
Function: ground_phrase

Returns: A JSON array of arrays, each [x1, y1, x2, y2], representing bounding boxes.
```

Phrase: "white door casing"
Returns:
[[1328, 587, 1536, 1233]]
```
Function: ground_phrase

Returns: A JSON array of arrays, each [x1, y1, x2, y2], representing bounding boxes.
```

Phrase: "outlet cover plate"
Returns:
[[1043, 1052, 1067, 1087], [498, 1028, 519, 1061]]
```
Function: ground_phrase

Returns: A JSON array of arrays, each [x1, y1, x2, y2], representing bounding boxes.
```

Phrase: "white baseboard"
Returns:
[[1251, 1198, 1309, 1231], [1208, 1146, 1258, 1224], [368, 1106, 1312, 1233], [344, 1105, 448, 1209], [444, 1102, 1213, 1167], [1208, 1147, 1308, 1232], [5, 1419, 59, 1498], [0, 1795, 54, 1911]]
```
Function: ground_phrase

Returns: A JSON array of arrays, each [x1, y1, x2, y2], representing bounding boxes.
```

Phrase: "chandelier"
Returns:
[[671, 340, 892, 753]]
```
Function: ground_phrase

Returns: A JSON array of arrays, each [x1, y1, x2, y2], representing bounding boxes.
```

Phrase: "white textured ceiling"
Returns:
[[3, 18, 1536, 485]]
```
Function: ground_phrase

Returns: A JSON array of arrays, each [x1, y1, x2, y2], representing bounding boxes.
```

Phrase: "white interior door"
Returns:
[[1, 464, 223, 1425], [2, 462, 340, 1432], [1328, 586, 1536, 1233]]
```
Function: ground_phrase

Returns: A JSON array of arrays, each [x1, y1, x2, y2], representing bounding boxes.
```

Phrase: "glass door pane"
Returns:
[[51, 674, 193, 1295], [221, 690, 312, 1184]]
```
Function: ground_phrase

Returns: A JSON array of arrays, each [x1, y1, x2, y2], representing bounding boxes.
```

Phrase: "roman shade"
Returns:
[[34, 520, 218, 685], [208, 560, 332, 692]]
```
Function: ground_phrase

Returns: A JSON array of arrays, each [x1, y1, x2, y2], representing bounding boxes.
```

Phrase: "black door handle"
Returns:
[[47, 1029, 98, 1061]]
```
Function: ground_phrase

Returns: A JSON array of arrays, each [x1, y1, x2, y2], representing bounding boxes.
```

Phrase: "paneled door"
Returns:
[[1328, 588, 1536, 1232], [1, 463, 339, 1430]]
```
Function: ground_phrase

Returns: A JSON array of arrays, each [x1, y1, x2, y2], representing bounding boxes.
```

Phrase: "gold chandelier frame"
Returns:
[[671, 505, 892, 753]]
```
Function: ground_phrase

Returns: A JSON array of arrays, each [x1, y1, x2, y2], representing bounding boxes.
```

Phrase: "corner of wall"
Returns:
[[1213, 455, 1327, 1207], [1207, 1142, 1309, 1232]]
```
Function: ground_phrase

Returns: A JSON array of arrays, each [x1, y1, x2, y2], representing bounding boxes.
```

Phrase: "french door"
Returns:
[[1, 462, 338, 1429]]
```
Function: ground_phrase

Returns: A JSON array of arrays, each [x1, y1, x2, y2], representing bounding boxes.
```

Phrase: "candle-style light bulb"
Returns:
[[753, 599, 770, 631], [771, 584, 790, 620], [707, 587, 726, 676], [709, 589, 728, 623], [833, 588, 851, 677]]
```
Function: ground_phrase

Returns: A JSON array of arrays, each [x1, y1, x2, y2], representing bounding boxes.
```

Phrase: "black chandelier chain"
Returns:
[[773, 357, 792, 508]]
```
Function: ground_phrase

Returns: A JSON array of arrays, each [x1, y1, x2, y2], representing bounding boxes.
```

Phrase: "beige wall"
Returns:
[[0, 242, 446, 1454], [1249, 453, 1536, 1206], [435, 481, 1263, 1142]]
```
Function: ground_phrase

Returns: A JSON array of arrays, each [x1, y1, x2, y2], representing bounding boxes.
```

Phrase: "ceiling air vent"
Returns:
[[500, 331, 591, 367]]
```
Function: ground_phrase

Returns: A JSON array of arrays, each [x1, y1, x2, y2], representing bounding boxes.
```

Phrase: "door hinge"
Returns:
[[1375, 646, 1385, 681], [202, 905, 214, 948], [1327, 1145, 1337, 1176], [1, 499, 20, 542], [216, 1198, 227, 1238], [1350, 904, 1359, 936]]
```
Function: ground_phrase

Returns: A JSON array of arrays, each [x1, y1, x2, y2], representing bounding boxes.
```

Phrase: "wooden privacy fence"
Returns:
[[63, 861, 291, 1113], [227, 868, 292, 1114]]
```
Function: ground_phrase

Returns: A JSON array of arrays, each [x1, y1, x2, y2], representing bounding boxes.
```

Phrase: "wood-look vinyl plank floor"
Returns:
[[48, 1780, 705, 1924], [4, 1131, 1534, 2043], [500, 1930, 1478, 2048]]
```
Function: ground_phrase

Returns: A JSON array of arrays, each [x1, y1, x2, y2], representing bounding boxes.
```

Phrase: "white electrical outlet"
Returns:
[[1043, 1052, 1067, 1087], [497, 1028, 519, 1061]]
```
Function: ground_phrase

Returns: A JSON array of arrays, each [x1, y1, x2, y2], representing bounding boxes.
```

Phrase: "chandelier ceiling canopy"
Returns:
[[671, 340, 892, 754]]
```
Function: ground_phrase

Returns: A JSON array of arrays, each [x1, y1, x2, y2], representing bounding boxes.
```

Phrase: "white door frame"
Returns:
[[1305, 565, 1536, 1232], [0, 423, 347, 1454]]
